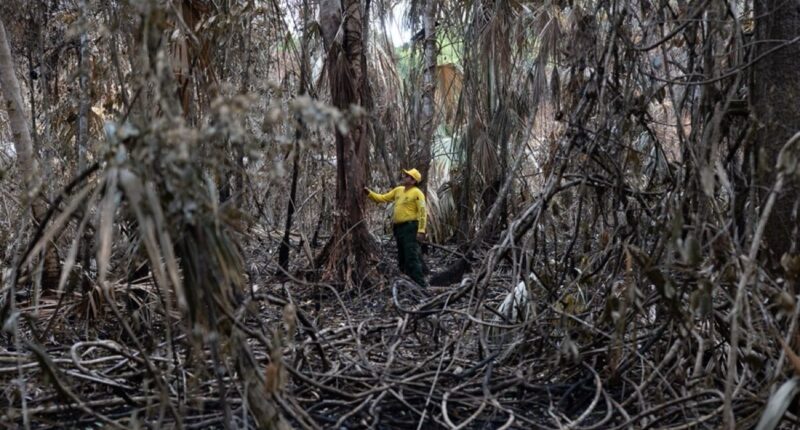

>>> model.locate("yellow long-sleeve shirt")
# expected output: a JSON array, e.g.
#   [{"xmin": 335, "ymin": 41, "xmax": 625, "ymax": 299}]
[{"xmin": 367, "ymin": 186, "xmax": 427, "ymax": 233}]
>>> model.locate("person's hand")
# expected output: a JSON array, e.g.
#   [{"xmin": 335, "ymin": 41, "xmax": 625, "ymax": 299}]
[{"xmin": 416, "ymin": 232, "xmax": 426, "ymax": 243}]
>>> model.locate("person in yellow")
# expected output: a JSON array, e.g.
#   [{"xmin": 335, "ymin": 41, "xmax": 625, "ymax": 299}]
[{"xmin": 364, "ymin": 168, "xmax": 428, "ymax": 287}]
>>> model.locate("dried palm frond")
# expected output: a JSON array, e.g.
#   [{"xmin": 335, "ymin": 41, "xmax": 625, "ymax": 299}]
[
  {"xmin": 327, "ymin": 47, "xmax": 357, "ymax": 109},
  {"xmin": 477, "ymin": 0, "xmax": 517, "ymax": 77},
  {"xmin": 473, "ymin": 129, "xmax": 499, "ymax": 185},
  {"xmin": 528, "ymin": 58, "xmax": 549, "ymax": 109},
  {"xmin": 528, "ymin": 4, "xmax": 562, "ymax": 65},
  {"xmin": 425, "ymin": 181, "xmax": 457, "ymax": 244},
  {"xmin": 369, "ymin": 39, "xmax": 403, "ymax": 105},
  {"xmin": 436, "ymin": 63, "xmax": 463, "ymax": 126}
]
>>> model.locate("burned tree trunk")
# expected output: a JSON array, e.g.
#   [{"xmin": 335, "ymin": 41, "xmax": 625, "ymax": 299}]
[
  {"xmin": 409, "ymin": 0, "xmax": 438, "ymax": 193},
  {"xmin": 316, "ymin": 0, "xmax": 376, "ymax": 286},
  {"xmin": 277, "ymin": 0, "xmax": 312, "ymax": 272},
  {"xmin": 752, "ymin": 0, "xmax": 800, "ymax": 261},
  {"xmin": 171, "ymin": 0, "xmax": 215, "ymax": 122}
]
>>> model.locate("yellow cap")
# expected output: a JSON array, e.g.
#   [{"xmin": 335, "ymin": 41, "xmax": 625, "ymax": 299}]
[{"xmin": 402, "ymin": 168, "xmax": 422, "ymax": 183}]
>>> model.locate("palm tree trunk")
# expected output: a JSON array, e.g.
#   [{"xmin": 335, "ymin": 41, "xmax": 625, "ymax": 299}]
[
  {"xmin": 411, "ymin": 0, "xmax": 438, "ymax": 192},
  {"xmin": 316, "ymin": 0, "xmax": 376, "ymax": 286}
]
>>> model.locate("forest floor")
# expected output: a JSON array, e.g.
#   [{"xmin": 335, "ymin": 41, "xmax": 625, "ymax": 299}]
[
  {"xmin": 1, "ymin": 228, "xmax": 744, "ymax": 429},
  {"xmin": 236, "ymin": 231, "xmax": 630, "ymax": 429}
]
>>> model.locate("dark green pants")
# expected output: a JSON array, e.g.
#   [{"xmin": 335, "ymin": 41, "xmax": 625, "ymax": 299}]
[{"xmin": 393, "ymin": 221, "xmax": 426, "ymax": 287}]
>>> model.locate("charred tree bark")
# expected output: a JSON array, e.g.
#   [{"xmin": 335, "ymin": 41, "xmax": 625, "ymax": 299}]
[
  {"xmin": 278, "ymin": 146, "xmax": 301, "ymax": 271},
  {"xmin": 234, "ymin": 23, "xmax": 253, "ymax": 207},
  {"xmin": 106, "ymin": 3, "xmax": 130, "ymax": 110},
  {"xmin": 409, "ymin": 0, "xmax": 438, "ymax": 192},
  {"xmin": 316, "ymin": 0, "xmax": 376, "ymax": 286},
  {"xmin": 172, "ymin": 0, "xmax": 215, "ymax": 122},
  {"xmin": 752, "ymin": 0, "xmax": 800, "ymax": 261},
  {"xmin": 455, "ymin": 125, "xmax": 474, "ymax": 243},
  {"xmin": 77, "ymin": 17, "xmax": 92, "ymax": 294},
  {"xmin": 277, "ymin": 0, "xmax": 311, "ymax": 272}
]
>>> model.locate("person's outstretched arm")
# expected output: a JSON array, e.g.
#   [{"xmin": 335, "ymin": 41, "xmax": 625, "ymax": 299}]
[
  {"xmin": 416, "ymin": 191, "xmax": 427, "ymax": 234},
  {"xmin": 365, "ymin": 187, "xmax": 398, "ymax": 203}
]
